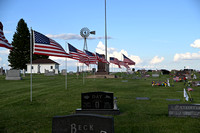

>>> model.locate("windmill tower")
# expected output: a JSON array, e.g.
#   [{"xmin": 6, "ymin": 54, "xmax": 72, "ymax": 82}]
[{"xmin": 80, "ymin": 27, "xmax": 95, "ymax": 50}]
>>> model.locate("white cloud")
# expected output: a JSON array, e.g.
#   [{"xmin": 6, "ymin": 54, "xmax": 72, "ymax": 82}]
[
  {"xmin": 190, "ymin": 39, "xmax": 200, "ymax": 49},
  {"xmin": 150, "ymin": 56, "xmax": 164, "ymax": 64},
  {"xmin": 46, "ymin": 34, "xmax": 112, "ymax": 40},
  {"xmin": 95, "ymin": 41, "xmax": 142, "ymax": 65},
  {"xmin": 174, "ymin": 51, "xmax": 200, "ymax": 61},
  {"xmin": 0, "ymin": 57, "xmax": 2, "ymax": 62},
  {"xmin": 0, "ymin": 49, "xmax": 9, "ymax": 55},
  {"xmin": 46, "ymin": 33, "xmax": 82, "ymax": 40}
]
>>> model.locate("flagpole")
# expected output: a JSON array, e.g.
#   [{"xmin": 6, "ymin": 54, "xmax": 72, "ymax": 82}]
[
  {"xmin": 65, "ymin": 42, "xmax": 68, "ymax": 89},
  {"xmin": 30, "ymin": 28, "xmax": 33, "ymax": 102}
]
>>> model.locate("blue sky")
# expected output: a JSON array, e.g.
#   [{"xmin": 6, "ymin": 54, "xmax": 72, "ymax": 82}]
[{"xmin": 1, "ymin": 0, "xmax": 200, "ymax": 71}]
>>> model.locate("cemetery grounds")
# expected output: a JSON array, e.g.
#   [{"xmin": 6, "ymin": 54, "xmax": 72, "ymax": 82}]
[{"xmin": 0, "ymin": 72, "xmax": 200, "ymax": 133}]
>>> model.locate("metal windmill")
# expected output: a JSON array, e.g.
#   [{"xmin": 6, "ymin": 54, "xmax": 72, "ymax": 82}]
[{"xmin": 80, "ymin": 27, "xmax": 95, "ymax": 50}]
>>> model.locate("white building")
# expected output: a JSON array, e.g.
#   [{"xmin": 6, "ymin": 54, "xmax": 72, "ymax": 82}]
[{"xmin": 26, "ymin": 59, "xmax": 59, "ymax": 73}]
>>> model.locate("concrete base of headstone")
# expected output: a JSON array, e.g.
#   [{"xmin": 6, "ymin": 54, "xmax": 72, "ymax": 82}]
[
  {"xmin": 76, "ymin": 109, "xmax": 120, "ymax": 115},
  {"xmin": 168, "ymin": 104, "xmax": 200, "ymax": 117}
]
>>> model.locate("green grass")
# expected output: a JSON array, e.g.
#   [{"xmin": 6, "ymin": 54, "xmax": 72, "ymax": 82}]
[{"xmin": 0, "ymin": 73, "xmax": 200, "ymax": 133}]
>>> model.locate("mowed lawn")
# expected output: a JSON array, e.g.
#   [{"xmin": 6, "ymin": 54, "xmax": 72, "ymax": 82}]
[{"xmin": 0, "ymin": 73, "xmax": 200, "ymax": 133}]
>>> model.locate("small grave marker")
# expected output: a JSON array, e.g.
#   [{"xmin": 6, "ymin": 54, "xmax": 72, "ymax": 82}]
[
  {"xmin": 136, "ymin": 97, "xmax": 150, "ymax": 100},
  {"xmin": 166, "ymin": 99, "xmax": 180, "ymax": 101}
]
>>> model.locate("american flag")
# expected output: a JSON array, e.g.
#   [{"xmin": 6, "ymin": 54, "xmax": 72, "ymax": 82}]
[
  {"xmin": 0, "ymin": 22, "xmax": 13, "ymax": 49},
  {"xmin": 123, "ymin": 54, "xmax": 135, "ymax": 65},
  {"xmin": 110, "ymin": 57, "xmax": 121, "ymax": 68},
  {"xmin": 33, "ymin": 30, "xmax": 71, "ymax": 58},
  {"xmin": 96, "ymin": 52, "xmax": 109, "ymax": 64},
  {"xmin": 68, "ymin": 43, "xmax": 89, "ymax": 66},
  {"xmin": 85, "ymin": 50, "xmax": 97, "ymax": 64},
  {"xmin": 119, "ymin": 61, "xmax": 130, "ymax": 69}
]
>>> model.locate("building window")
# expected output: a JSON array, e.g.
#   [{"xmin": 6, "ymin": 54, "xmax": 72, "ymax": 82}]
[
  {"xmin": 50, "ymin": 66, "xmax": 53, "ymax": 69},
  {"xmin": 31, "ymin": 66, "xmax": 34, "ymax": 69}
]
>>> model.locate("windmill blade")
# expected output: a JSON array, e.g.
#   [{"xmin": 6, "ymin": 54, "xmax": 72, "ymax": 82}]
[{"xmin": 90, "ymin": 31, "xmax": 96, "ymax": 35}]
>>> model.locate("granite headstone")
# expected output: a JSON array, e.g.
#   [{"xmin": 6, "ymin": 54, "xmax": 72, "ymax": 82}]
[
  {"xmin": 81, "ymin": 92, "xmax": 114, "ymax": 109},
  {"xmin": 169, "ymin": 104, "xmax": 200, "ymax": 117},
  {"xmin": 52, "ymin": 114, "xmax": 114, "ymax": 133},
  {"xmin": 5, "ymin": 69, "xmax": 22, "ymax": 80}
]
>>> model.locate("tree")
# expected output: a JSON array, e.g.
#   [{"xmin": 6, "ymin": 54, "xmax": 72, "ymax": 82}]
[{"xmin": 8, "ymin": 19, "xmax": 48, "ymax": 70}]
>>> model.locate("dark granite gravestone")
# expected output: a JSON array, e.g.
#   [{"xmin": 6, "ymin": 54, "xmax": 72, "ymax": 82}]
[
  {"xmin": 168, "ymin": 104, "xmax": 200, "ymax": 117},
  {"xmin": 81, "ymin": 92, "xmax": 113, "ymax": 109},
  {"xmin": 0, "ymin": 67, "xmax": 5, "ymax": 75},
  {"xmin": 52, "ymin": 114, "xmax": 114, "ymax": 133},
  {"xmin": 76, "ymin": 92, "xmax": 120, "ymax": 115},
  {"xmin": 96, "ymin": 54, "xmax": 108, "ymax": 75},
  {"xmin": 5, "ymin": 69, "xmax": 22, "ymax": 80}
]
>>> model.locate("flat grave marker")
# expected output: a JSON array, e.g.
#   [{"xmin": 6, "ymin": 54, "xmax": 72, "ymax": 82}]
[
  {"xmin": 136, "ymin": 97, "xmax": 150, "ymax": 100},
  {"xmin": 166, "ymin": 99, "xmax": 180, "ymax": 101},
  {"xmin": 52, "ymin": 114, "xmax": 114, "ymax": 133},
  {"xmin": 121, "ymin": 80, "xmax": 128, "ymax": 82}
]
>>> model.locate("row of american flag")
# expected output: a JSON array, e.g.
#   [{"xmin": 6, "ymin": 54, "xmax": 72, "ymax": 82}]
[
  {"xmin": 33, "ymin": 30, "xmax": 135, "ymax": 68},
  {"xmin": 0, "ymin": 23, "xmax": 135, "ymax": 68}
]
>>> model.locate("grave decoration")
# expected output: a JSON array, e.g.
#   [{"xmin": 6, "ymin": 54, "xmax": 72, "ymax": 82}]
[
  {"xmin": 76, "ymin": 92, "xmax": 120, "ymax": 115},
  {"xmin": 192, "ymin": 81, "xmax": 200, "ymax": 87},
  {"xmin": 152, "ymin": 80, "xmax": 169, "ymax": 87}
]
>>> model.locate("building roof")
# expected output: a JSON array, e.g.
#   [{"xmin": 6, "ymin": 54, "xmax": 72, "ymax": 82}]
[{"xmin": 27, "ymin": 59, "xmax": 59, "ymax": 65}]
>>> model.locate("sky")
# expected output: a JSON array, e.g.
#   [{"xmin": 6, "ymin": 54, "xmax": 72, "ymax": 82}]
[{"xmin": 1, "ymin": 0, "xmax": 200, "ymax": 72}]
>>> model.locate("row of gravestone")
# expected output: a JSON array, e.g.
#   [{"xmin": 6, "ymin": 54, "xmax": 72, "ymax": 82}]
[
  {"xmin": 53, "ymin": 95, "xmax": 200, "ymax": 133},
  {"xmin": 136, "ymin": 97, "xmax": 200, "ymax": 117},
  {"xmin": 53, "ymin": 91, "xmax": 120, "ymax": 133}
]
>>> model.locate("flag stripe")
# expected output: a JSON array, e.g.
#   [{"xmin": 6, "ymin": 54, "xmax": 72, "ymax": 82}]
[
  {"xmin": 0, "ymin": 27, "xmax": 13, "ymax": 49},
  {"xmin": 33, "ymin": 30, "xmax": 70, "ymax": 58}
]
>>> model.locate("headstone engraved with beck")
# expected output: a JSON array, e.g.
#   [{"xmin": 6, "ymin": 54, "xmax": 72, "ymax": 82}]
[
  {"xmin": 168, "ymin": 104, "xmax": 200, "ymax": 117},
  {"xmin": 5, "ymin": 69, "xmax": 22, "ymax": 80},
  {"xmin": 76, "ymin": 92, "xmax": 120, "ymax": 115},
  {"xmin": 52, "ymin": 114, "xmax": 114, "ymax": 133}
]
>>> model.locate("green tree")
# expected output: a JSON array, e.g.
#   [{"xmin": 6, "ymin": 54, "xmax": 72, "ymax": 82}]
[{"xmin": 8, "ymin": 19, "xmax": 48, "ymax": 69}]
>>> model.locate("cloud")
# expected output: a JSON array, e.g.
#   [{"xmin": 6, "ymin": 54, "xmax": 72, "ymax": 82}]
[
  {"xmin": 174, "ymin": 51, "xmax": 200, "ymax": 61},
  {"xmin": 4, "ymin": 30, "xmax": 13, "ymax": 34},
  {"xmin": 190, "ymin": 39, "xmax": 200, "ymax": 49},
  {"xmin": 150, "ymin": 56, "xmax": 164, "ymax": 64},
  {"xmin": 0, "ymin": 57, "xmax": 2, "ymax": 62},
  {"xmin": 95, "ymin": 41, "xmax": 142, "ymax": 65},
  {"xmin": 0, "ymin": 49, "xmax": 9, "ymax": 55},
  {"xmin": 46, "ymin": 33, "xmax": 112, "ymax": 40}
]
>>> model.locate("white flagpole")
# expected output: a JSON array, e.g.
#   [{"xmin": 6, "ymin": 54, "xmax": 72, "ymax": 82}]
[
  {"xmin": 83, "ymin": 63, "xmax": 85, "ymax": 85},
  {"xmin": 30, "ymin": 28, "xmax": 33, "ymax": 102},
  {"xmin": 65, "ymin": 42, "xmax": 68, "ymax": 89}
]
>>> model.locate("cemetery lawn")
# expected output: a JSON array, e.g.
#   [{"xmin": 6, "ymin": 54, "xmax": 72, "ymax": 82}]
[{"xmin": 1, "ymin": 73, "xmax": 200, "ymax": 133}]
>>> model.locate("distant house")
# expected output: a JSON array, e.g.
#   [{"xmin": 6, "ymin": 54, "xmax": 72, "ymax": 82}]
[{"xmin": 26, "ymin": 59, "xmax": 59, "ymax": 73}]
